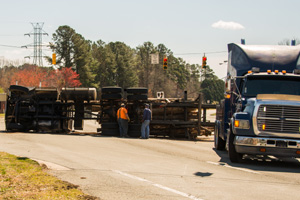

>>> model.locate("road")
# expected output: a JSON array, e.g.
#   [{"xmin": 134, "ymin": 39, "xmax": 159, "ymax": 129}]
[{"xmin": 1, "ymin": 118, "xmax": 300, "ymax": 200}]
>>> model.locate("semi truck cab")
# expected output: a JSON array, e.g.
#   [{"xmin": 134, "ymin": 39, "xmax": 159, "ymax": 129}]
[{"xmin": 215, "ymin": 43, "xmax": 300, "ymax": 162}]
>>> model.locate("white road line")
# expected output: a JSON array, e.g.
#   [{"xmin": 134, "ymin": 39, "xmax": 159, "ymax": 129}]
[
  {"xmin": 114, "ymin": 170, "xmax": 203, "ymax": 200},
  {"xmin": 206, "ymin": 161, "xmax": 260, "ymax": 174}
]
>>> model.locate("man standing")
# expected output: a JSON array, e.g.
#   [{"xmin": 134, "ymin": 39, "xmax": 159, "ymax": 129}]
[
  {"xmin": 117, "ymin": 103, "xmax": 130, "ymax": 138},
  {"xmin": 141, "ymin": 104, "xmax": 151, "ymax": 139}
]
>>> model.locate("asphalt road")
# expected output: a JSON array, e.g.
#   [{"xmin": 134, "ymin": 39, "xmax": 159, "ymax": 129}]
[{"xmin": 1, "ymin": 118, "xmax": 300, "ymax": 200}]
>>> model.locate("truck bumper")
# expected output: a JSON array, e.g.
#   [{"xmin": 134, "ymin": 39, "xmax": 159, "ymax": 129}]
[{"xmin": 234, "ymin": 136, "xmax": 300, "ymax": 157}]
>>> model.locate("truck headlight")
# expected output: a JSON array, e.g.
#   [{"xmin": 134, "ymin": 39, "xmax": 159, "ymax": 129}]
[{"xmin": 234, "ymin": 119, "xmax": 250, "ymax": 129}]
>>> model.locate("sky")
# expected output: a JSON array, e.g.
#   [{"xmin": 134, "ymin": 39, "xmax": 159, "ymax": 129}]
[{"xmin": 0, "ymin": 0, "xmax": 299, "ymax": 79}]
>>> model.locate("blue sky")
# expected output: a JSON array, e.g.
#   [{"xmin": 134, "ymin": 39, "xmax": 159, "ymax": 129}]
[{"xmin": 0, "ymin": 0, "xmax": 299, "ymax": 78}]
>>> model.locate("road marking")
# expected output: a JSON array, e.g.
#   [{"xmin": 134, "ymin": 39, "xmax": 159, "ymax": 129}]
[
  {"xmin": 114, "ymin": 170, "xmax": 203, "ymax": 200},
  {"xmin": 206, "ymin": 161, "xmax": 260, "ymax": 174}
]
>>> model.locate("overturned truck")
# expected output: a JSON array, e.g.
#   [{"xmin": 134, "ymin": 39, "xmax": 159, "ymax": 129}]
[
  {"xmin": 5, "ymin": 85, "xmax": 215, "ymax": 139},
  {"xmin": 5, "ymin": 85, "xmax": 98, "ymax": 133}
]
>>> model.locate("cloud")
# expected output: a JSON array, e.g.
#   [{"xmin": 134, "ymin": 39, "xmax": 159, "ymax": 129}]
[{"xmin": 211, "ymin": 20, "xmax": 245, "ymax": 30}]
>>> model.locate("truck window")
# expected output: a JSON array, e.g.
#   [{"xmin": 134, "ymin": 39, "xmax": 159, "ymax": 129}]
[{"xmin": 243, "ymin": 76, "xmax": 300, "ymax": 97}]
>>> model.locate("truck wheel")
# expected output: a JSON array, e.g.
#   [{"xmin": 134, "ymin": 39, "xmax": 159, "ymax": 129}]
[
  {"xmin": 61, "ymin": 88, "xmax": 97, "ymax": 101},
  {"xmin": 127, "ymin": 94, "xmax": 148, "ymax": 101},
  {"xmin": 214, "ymin": 122, "xmax": 226, "ymax": 150},
  {"xmin": 128, "ymin": 131, "xmax": 141, "ymax": 138},
  {"xmin": 9, "ymin": 85, "xmax": 33, "ymax": 94},
  {"xmin": 101, "ymin": 93, "xmax": 122, "ymax": 100},
  {"xmin": 101, "ymin": 129, "xmax": 119, "ymax": 136},
  {"xmin": 101, "ymin": 86, "xmax": 122, "ymax": 94},
  {"xmin": 126, "ymin": 87, "xmax": 148, "ymax": 94},
  {"xmin": 101, "ymin": 122, "xmax": 119, "ymax": 129},
  {"xmin": 228, "ymin": 128, "xmax": 243, "ymax": 163}
]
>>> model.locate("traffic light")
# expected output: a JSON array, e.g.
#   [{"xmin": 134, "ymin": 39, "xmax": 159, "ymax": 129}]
[
  {"xmin": 52, "ymin": 53, "xmax": 56, "ymax": 65},
  {"xmin": 163, "ymin": 57, "xmax": 168, "ymax": 70},
  {"xmin": 202, "ymin": 56, "xmax": 207, "ymax": 68}
]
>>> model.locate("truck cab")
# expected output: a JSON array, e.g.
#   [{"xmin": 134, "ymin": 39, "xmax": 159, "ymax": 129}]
[{"xmin": 215, "ymin": 43, "xmax": 300, "ymax": 162}]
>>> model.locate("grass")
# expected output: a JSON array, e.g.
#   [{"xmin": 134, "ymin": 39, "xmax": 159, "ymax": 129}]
[{"xmin": 0, "ymin": 152, "xmax": 97, "ymax": 200}]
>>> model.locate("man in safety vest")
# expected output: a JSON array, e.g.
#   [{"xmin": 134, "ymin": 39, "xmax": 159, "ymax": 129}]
[{"xmin": 117, "ymin": 103, "xmax": 130, "ymax": 137}]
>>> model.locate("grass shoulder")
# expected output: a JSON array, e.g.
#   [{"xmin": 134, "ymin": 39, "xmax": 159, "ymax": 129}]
[{"xmin": 0, "ymin": 152, "xmax": 97, "ymax": 199}]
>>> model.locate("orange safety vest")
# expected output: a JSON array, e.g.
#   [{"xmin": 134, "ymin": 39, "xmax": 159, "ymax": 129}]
[{"xmin": 117, "ymin": 107, "xmax": 128, "ymax": 120}]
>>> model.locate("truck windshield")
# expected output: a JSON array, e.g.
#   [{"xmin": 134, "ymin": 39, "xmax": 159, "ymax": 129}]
[{"xmin": 243, "ymin": 75, "xmax": 300, "ymax": 97}]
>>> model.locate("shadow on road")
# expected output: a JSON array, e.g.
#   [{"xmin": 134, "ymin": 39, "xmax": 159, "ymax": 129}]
[
  {"xmin": 213, "ymin": 148, "xmax": 300, "ymax": 173},
  {"xmin": 194, "ymin": 172, "xmax": 213, "ymax": 177}
]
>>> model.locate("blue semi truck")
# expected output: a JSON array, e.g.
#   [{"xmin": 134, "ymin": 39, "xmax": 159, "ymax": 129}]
[{"xmin": 215, "ymin": 43, "xmax": 300, "ymax": 163}]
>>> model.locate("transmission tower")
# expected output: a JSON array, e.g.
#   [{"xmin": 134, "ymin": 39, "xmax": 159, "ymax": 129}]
[{"xmin": 24, "ymin": 22, "xmax": 48, "ymax": 66}]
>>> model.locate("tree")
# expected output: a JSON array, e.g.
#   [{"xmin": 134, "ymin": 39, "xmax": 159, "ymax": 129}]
[
  {"xmin": 48, "ymin": 67, "xmax": 82, "ymax": 89},
  {"xmin": 278, "ymin": 38, "xmax": 300, "ymax": 46},
  {"xmin": 108, "ymin": 42, "xmax": 138, "ymax": 88},
  {"xmin": 72, "ymin": 35, "xmax": 94, "ymax": 86},
  {"xmin": 200, "ymin": 66, "xmax": 225, "ymax": 103},
  {"xmin": 9, "ymin": 65, "xmax": 81, "ymax": 89},
  {"xmin": 91, "ymin": 40, "xmax": 118, "ymax": 87},
  {"xmin": 152, "ymin": 43, "xmax": 174, "ymax": 97},
  {"xmin": 168, "ymin": 57, "xmax": 190, "ymax": 97},
  {"xmin": 50, "ymin": 25, "xmax": 76, "ymax": 68},
  {"xmin": 10, "ymin": 65, "xmax": 49, "ymax": 87},
  {"xmin": 0, "ymin": 66, "xmax": 19, "ymax": 93},
  {"xmin": 136, "ymin": 42, "xmax": 156, "ymax": 88},
  {"xmin": 45, "ymin": 24, "xmax": 223, "ymax": 99},
  {"xmin": 50, "ymin": 25, "xmax": 94, "ymax": 87},
  {"xmin": 186, "ymin": 63, "xmax": 201, "ymax": 98}
]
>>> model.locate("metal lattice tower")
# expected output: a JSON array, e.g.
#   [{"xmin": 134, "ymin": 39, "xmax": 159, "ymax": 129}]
[{"xmin": 24, "ymin": 22, "xmax": 48, "ymax": 66}]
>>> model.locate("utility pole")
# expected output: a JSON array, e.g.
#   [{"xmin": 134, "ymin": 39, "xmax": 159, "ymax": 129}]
[{"xmin": 24, "ymin": 22, "xmax": 48, "ymax": 66}]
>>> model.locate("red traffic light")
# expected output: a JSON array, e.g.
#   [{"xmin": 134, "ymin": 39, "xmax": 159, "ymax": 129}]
[
  {"xmin": 202, "ymin": 56, "xmax": 207, "ymax": 68},
  {"xmin": 163, "ymin": 57, "xmax": 168, "ymax": 70}
]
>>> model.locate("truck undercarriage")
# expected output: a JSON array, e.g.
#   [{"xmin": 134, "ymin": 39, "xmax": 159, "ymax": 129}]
[{"xmin": 5, "ymin": 85, "xmax": 215, "ymax": 139}]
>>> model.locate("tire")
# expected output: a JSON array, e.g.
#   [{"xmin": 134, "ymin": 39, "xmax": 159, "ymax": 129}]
[
  {"xmin": 128, "ymin": 131, "xmax": 141, "ymax": 138},
  {"xmin": 61, "ymin": 88, "xmax": 97, "ymax": 101},
  {"xmin": 9, "ymin": 85, "xmax": 34, "ymax": 94},
  {"xmin": 127, "ymin": 94, "xmax": 148, "ymax": 101},
  {"xmin": 129, "ymin": 124, "xmax": 141, "ymax": 131},
  {"xmin": 101, "ymin": 128, "xmax": 119, "ymax": 136},
  {"xmin": 6, "ymin": 123, "xmax": 25, "ymax": 132},
  {"xmin": 126, "ymin": 87, "xmax": 148, "ymax": 94},
  {"xmin": 101, "ymin": 93, "xmax": 122, "ymax": 100},
  {"xmin": 214, "ymin": 121, "xmax": 226, "ymax": 150},
  {"xmin": 102, "ymin": 86, "xmax": 122, "ymax": 94},
  {"xmin": 101, "ymin": 122, "xmax": 118, "ymax": 129},
  {"xmin": 228, "ymin": 128, "xmax": 243, "ymax": 163}
]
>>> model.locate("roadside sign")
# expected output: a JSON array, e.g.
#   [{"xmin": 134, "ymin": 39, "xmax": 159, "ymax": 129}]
[{"xmin": 150, "ymin": 53, "xmax": 159, "ymax": 64}]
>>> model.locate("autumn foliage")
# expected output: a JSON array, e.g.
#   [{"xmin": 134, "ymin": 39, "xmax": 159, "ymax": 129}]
[{"xmin": 10, "ymin": 65, "xmax": 82, "ymax": 89}]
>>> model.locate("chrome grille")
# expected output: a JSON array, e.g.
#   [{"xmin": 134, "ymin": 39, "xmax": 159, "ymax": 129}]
[{"xmin": 257, "ymin": 105, "xmax": 300, "ymax": 134}]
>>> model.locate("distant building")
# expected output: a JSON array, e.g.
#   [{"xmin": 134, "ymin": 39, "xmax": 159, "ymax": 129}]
[{"xmin": 0, "ymin": 94, "xmax": 6, "ymax": 113}]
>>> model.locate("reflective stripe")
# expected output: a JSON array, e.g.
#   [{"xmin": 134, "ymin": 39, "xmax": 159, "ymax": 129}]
[{"xmin": 117, "ymin": 107, "xmax": 128, "ymax": 120}]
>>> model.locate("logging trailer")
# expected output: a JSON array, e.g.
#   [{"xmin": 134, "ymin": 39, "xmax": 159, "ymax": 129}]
[{"xmin": 5, "ymin": 85, "xmax": 215, "ymax": 139}]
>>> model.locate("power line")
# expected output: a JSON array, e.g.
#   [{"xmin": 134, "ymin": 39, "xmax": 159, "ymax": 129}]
[
  {"xmin": 174, "ymin": 51, "xmax": 227, "ymax": 55},
  {"xmin": 0, "ymin": 44, "xmax": 22, "ymax": 48},
  {"xmin": 0, "ymin": 34, "xmax": 24, "ymax": 37}
]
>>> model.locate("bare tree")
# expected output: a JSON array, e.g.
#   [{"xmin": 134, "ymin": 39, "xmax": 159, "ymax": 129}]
[{"xmin": 278, "ymin": 38, "xmax": 300, "ymax": 46}]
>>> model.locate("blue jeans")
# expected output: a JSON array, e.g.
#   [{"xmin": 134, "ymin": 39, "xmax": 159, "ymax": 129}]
[
  {"xmin": 141, "ymin": 120, "xmax": 150, "ymax": 139},
  {"xmin": 118, "ymin": 118, "xmax": 128, "ymax": 137}
]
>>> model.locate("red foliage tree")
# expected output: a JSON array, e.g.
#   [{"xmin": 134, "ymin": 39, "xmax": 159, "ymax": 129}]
[
  {"xmin": 10, "ymin": 65, "xmax": 48, "ymax": 87},
  {"xmin": 48, "ymin": 67, "xmax": 82, "ymax": 89},
  {"xmin": 10, "ymin": 65, "xmax": 82, "ymax": 89}
]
